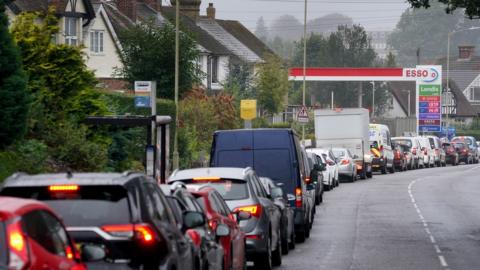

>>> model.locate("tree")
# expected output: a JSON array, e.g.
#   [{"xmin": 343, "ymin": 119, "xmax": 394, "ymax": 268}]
[
  {"xmin": 307, "ymin": 13, "xmax": 353, "ymax": 34},
  {"xmin": 270, "ymin": 15, "xmax": 303, "ymax": 41},
  {"xmin": 223, "ymin": 61, "xmax": 256, "ymax": 105},
  {"xmin": 408, "ymin": 0, "xmax": 480, "ymax": 19},
  {"xmin": 256, "ymin": 54, "xmax": 289, "ymax": 116},
  {"xmin": 388, "ymin": 2, "xmax": 480, "ymax": 66},
  {"xmin": 255, "ymin": 16, "xmax": 269, "ymax": 43},
  {"xmin": 0, "ymin": 0, "xmax": 29, "ymax": 149},
  {"xmin": 118, "ymin": 21, "xmax": 201, "ymax": 100}
]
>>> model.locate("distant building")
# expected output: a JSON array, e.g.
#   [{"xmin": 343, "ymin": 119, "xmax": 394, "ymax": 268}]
[{"xmin": 367, "ymin": 31, "xmax": 395, "ymax": 59}]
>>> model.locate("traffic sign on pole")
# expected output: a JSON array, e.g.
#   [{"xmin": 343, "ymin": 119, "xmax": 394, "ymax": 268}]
[{"xmin": 297, "ymin": 106, "xmax": 309, "ymax": 123}]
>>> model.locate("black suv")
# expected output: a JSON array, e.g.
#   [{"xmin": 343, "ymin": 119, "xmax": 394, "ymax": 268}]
[{"xmin": 0, "ymin": 172, "xmax": 203, "ymax": 270}]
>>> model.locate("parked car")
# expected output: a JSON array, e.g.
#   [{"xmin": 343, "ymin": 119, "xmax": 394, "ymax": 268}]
[
  {"xmin": 169, "ymin": 167, "xmax": 282, "ymax": 269},
  {"xmin": 452, "ymin": 136, "xmax": 479, "ymax": 163},
  {"xmin": 369, "ymin": 124, "xmax": 395, "ymax": 174},
  {"xmin": 393, "ymin": 144, "xmax": 408, "ymax": 171},
  {"xmin": 162, "ymin": 185, "xmax": 225, "ymax": 270},
  {"xmin": 331, "ymin": 148, "xmax": 358, "ymax": 182},
  {"xmin": 1, "ymin": 172, "xmax": 199, "ymax": 270},
  {"xmin": 0, "ymin": 196, "xmax": 105, "ymax": 270},
  {"xmin": 307, "ymin": 148, "xmax": 339, "ymax": 189},
  {"xmin": 392, "ymin": 137, "xmax": 421, "ymax": 169},
  {"xmin": 306, "ymin": 152, "xmax": 325, "ymax": 204},
  {"xmin": 442, "ymin": 142, "xmax": 459, "ymax": 166},
  {"xmin": 189, "ymin": 187, "xmax": 246, "ymax": 270},
  {"xmin": 453, "ymin": 142, "xmax": 473, "ymax": 164},
  {"xmin": 417, "ymin": 137, "xmax": 434, "ymax": 168},
  {"xmin": 426, "ymin": 136, "xmax": 446, "ymax": 167},
  {"xmin": 259, "ymin": 177, "xmax": 295, "ymax": 254},
  {"xmin": 209, "ymin": 129, "xmax": 315, "ymax": 243}
]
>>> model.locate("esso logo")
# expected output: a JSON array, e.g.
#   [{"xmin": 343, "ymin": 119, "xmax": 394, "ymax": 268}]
[{"xmin": 404, "ymin": 68, "xmax": 439, "ymax": 83}]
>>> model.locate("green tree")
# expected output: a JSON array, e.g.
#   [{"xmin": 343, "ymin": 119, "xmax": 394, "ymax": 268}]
[
  {"xmin": 408, "ymin": 0, "xmax": 480, "ymax": 19},
  {"xmin": 118, "ymin": 21, "xmax": 201, "ymax": 99},
  {"xmin": 224, "ymin": 62, "xmax": 256, "ymax": 105},
  {"xmin": 388, "ymin": 2, "xmax": 480, "ymax": 66},
  {"xmin": 254, "ymin": 16, "xmax": 269, "ymax": 43},
  {"xmin": 0, "ymin": 0, "xmax": 29, "ymax": 149},
  {"xmin": 256, "ymin": 54, "xmax": 289, "ymax": 116}
]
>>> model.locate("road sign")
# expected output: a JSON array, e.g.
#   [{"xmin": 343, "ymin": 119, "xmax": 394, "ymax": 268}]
[
  {"xmin": 240, "ymin": 100, "xmax": 257, "ymax": 120},
  {"xmin": 416, "ymin": 66, "xmax": 442, "ymax": 133},
  {"xmin": 297, "ymin": 106, "xmax": 309, "ymax": 123},
  {"xmin": 134, "ymin": 81, "xmax": 154, "ymax": 108}
]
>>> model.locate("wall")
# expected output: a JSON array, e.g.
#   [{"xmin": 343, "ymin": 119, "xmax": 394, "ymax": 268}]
[{"xmin": 384, "ymin": 95, "xmax": 408, "ymax": 118}]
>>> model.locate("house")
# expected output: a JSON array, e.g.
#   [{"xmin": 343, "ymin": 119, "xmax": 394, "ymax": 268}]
[
  {"xmin": 367, "ymin": 31, "xmax": 394, "ymax": 59},
  {"xmin": 6, "ymin": 0, "xmax": 128, "ymax": 90},
  {"xmin": 431, "ymin": 45, "xmax": 480, "ymax": 115}
]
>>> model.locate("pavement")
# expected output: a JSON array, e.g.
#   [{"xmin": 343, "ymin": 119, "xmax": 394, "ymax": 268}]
[{"xmin": 278, "ymin": 163, "xmax": 480, "ymax": 270}]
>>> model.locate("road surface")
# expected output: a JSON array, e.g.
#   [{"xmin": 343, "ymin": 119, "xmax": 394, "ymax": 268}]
[{"xmin": 280, "ymin": 164, "xmax": 480, "ymax": 270}]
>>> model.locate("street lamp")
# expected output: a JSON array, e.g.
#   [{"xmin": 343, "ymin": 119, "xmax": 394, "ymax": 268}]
[
  {"xmin": 446, "ymin": 26, "xmax": 480, "ymax": 128},
  {"xmin": 172, "ymin": 0, "xmax": 180, "ymax": 170}
]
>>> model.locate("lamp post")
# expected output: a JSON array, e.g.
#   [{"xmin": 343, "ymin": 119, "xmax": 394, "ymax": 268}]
[
  {"xmin": 301, "ymin": 0, "xmax": 307, "ymax": 145},
  {"xmin": 446, "ymin": 26, "xmax": 480, "ymax": 129},
  {"xmin": 172, "ymin": 0, "xmax": 180, "ymax": 170}
]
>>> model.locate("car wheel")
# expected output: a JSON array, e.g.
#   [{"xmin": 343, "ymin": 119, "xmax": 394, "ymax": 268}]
[
  {"xmin": 281, "ymin": 227, "xmax": 289, "ymax": 255},
  {"xmin": 305, "ymin": 220, "xmax": 311, "ymax": 238},
  {"xmin": 296, "ymin": 225, "xmax": 306, "ymax": 243},
  {"xmin": 381, "ymin": 164, "xmax": 387, "ymax": 174},
  {"xmin": 272, "ymin": 229, "xmax": 282, "ymax": 267},
  {"xmin": 255, "ymin": 236, "xmax": 272, "ymax": 270},
  {"xmin": 388, "ymin": 164, "xmax": 395, "ymax": 173},
  {"xmin": 366, "ymin": 170, "xmax": 372, "ymax": 178},
  {"xmin": 289, "ymin": 230, "xmax": 296, "ymax": 249}
]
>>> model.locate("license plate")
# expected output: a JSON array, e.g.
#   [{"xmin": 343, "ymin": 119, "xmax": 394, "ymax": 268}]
[{"xmin": 372, "ymin": 165, "xmax": 380, "ymax": 168}]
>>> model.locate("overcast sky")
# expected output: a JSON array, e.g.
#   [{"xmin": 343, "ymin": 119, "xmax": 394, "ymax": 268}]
[{"xmin": 189, "ymin": 0, "xmax": 411, "ymax": 32}]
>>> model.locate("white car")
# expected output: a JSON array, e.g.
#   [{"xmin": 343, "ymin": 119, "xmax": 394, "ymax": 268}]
[
  {"xmin": 332, "ymin": 147, "xmax": 358, "ymax": 182},
  {"xmin": 307, "ymin": 148, "xmax": 339, "ymax": 189},
  {"xmin": 417, "ymin": 137, "xmax": 434, "ymax": 168}
]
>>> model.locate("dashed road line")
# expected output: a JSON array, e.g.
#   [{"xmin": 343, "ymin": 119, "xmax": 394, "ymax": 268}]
[{"xmin": 408, "ymin": 178, "xmax": 449, "ymax": 269}]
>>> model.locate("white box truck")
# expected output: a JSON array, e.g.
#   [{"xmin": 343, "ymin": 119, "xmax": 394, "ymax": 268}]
[{"xmin": 314, "ymin": 108, "xmax": 372, "ymax": 179}]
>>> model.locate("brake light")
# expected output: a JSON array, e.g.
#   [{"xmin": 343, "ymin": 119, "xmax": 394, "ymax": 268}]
[
  {"xmin": 186, "ymin": 229, "xmax": 201, "ymax": 247},
  {"xmin": 101, "ymin": 224, "xmax": 155, "ymax": 243},
  {"xmin": 380, "ymin": 145, "xmax": 384, "ymax": 151},
  {"xmin": 395, "ymin": 151, "xmax": 401, "ymax": 159},
  {"xmin": 208, "ymin": 220, "xmax": 216, "ymax": 230},
  {"xmin": 463, "ymin": 149, "xmax": 468, "ymax": 153},
  {"xmin": 49, "ymin": 185, "xmax": 79, "ymax": 191},
  {"xmin": 412, "ymin": 147, "xmax": 417, "ymax": 155},
  {"xmin": 245, "ymin": 234, "xmax": 262, "ymax": 239},
  {"xmin": 304, "ymin": 176, "xmax": 312, "ymax": 184},
  {"xmin": 295, "ymin": 188, "xmax": 302, "ymax": 208},
  {"xmin": 8, "ymin": 220, "xmax": 29, "ymax": 270},
  {"xmin": 234, "ymin": 204, "xmax": 262, "ymax": 218},
  {"xmin": 65, "ymin": 245, "xmax": 74, "ymax": 260},
  {"xmin": 424, "ymin": 149, "xmax": 428, "ymax": 155},
  {"xmin": 340, "ymin": 159, "xmax": 350, "ymax": 165},
  {"xmin": 192, "ymin": 177, "xmax": 221, "ymax": 181}
]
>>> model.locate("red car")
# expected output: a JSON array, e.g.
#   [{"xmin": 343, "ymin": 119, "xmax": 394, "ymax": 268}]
[
  {"xmin": 191, "ymin": 187, "xmax": 246, "ymax": 270},
  {"xmin": 0, "ymin": 196, "xmax": 102, "ymax": 270}
]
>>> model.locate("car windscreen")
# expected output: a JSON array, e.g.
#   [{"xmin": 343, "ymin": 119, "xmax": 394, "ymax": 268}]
[
  {"xmin": 0, "ymin": 222, "xmax": 5, "ymax": 266},
  {"xmin": 183, "ymin": 180, "xmax": 248, "ymax": 200},
  {"xmin": 1, "ymin": 186, "xmax": 130, "ymax": 226},
  {"xmin": 392, "ymin": 139, "xmax": 413, "ymax": 148}
]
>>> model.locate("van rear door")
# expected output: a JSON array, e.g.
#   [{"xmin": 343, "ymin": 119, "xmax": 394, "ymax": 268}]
[{"xmin": 211, "ymin": 130, "xmax": 254, "ymax": 168}]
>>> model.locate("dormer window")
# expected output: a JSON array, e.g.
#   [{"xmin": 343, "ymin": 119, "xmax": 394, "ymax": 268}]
[{"xmin": 65, "ymin": 17, "xmax": 78, "ymax": 46}]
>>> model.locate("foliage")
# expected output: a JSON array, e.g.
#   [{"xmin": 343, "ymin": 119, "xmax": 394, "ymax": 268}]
[
  {"xmin": 256, "ymin": 54, "xmax": 290, "ymax": 116},
  {"xmin": 408, "ymin": 0, "xmax": 480, "ymax": 19},
  {"xmin": 117, "ymin": 20, "xmax": 201, "ymax": 100},
  {"xmin": 388, "ymin": 2, "xmax": 480, "ymax": 66},
  {"xmin": 0, "ymin": 0, "xmax": 29, "ymax": 149},
  {"xmin": 267, "ymin": 36, "xmax": 296, "ymax": 61},
  {"xmin": 269, "ymin": 15, "xmax": 303, "ymax": 41},
  {"xmin": 178, "ymin": 88, "xmax": 240, "ymax": 168},
  {"xmin": 0, "ymin": 139, "xmax": 48, "ymax": 181},
  {"xmin": 223, "ymin": 61, "xmax": 257, "ymax": 105},
  {"xmin": 254, "ymin": 17, "xmax": 269, "ymax": 43},
  {"xmin": 307, "ymin": 13, "xmax": 353, "ymax": 33}
]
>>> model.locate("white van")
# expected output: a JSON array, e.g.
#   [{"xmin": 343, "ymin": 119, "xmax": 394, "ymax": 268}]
[{"xmin": 369, "ymin": 124, "xmax": 395, "ymax": 173}]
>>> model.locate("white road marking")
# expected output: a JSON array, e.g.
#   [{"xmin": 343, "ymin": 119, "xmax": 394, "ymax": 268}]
[{"xmin": 408, "ymin": 178, "xmax": 449, "ymax": 269}]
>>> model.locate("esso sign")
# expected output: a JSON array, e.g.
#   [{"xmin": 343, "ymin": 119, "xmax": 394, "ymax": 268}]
[{"xmin": 403, "ymin": 67, "xmax": 440, "ymax": 83}]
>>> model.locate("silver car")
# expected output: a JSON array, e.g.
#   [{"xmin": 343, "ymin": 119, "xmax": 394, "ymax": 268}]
[
  {"xmin": 169, "ymin": 167, "xmax": 283, "ymax": 269},
  {"xmin": 331, "ymin": 148, "xmax": 358, "ymax": 182}
]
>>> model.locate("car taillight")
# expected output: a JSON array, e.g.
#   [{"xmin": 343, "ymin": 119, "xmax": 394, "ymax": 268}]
[
  {"xmin": 8, "ymin": 220, "xmax": 29, "ymax": 270},
  {"xmin": 186, "ymin": 229, "xmax": 201, "ymax": 247},
  {"xmin": 304, "ymin": 176, "xmax": 312, "ymax": 184},
  {"xmin": 295, "ymin": 188, "xmax": 302, "ymax": 208},
  {"xmin": 234, "ymin": 204, "xmax": 262, "ymax": 218},
  {"xmin": 463, "ymin": 149, "xmax": 468, "ymax": 153},
  {"xmin": 101, "ymin": 224, "xmax": 156, "ymax": 244},
  {"xmin": 49, "ymin": 185, "xmax": 79, "ymax": 191},
  {"xmin": 340, "ymin": 159, "xmax": 349, "ymax": 165},
  {"xmin": 412, "ymin": 147, "xmax": 417, "ymax": 155},
  {"xmin": 395, "ymin": 151, "xmax": 401, "ymax": 159},
  {"xmin": 424, "ymin": 149, "xmax": 428, "ymax": 155},
  {"xmin": 208, "ymin": 220, "xmax": 217, "ymax": 230}
]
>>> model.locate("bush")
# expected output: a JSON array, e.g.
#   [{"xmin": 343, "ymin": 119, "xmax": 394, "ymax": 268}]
[{"xmin": 0, "ymin": 139, "xmax": 48, "ymax": 182}]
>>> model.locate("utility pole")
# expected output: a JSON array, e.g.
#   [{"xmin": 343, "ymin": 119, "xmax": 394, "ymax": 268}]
[
  {"xmin": 302, "ymin": 0, "xmax": 307, "ymax": 144},
  {"xmin": 172, "ymin": 0, "xmax": 180, "ymax": 170},
  {"xmin": 370, "ymin": 81, "xmax": 375, "ymax": 118}
]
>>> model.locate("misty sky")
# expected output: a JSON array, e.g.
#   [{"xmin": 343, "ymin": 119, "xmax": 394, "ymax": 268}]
[{"xmin": 191, "ymin": 0, "xmax": 411, "ymax": 32}]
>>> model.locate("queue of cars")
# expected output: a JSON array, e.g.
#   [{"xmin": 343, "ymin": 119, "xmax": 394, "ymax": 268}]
[{"xmin": 0, "ymin": 128, "xmax": 477, "ymax": 270}]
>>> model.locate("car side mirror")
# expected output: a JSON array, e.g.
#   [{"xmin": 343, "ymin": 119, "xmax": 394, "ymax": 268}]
[
  {"xmin": 80, "ymin": 244, "xmax": 106, "ymax": 262},
  {"xmin": 215, "ymin": 224, "xmax": 230, "ymax": 237},
  {"xmin": 183, "ymin": 211, "xmax": 206, "ymax": 229},
  {"xmin": 236, "ymin": 210, "xmax": 251, "ymax": 221},
  {"xmin": 271, "ymin": 187, "xmax": 283, "ymax": 198}
]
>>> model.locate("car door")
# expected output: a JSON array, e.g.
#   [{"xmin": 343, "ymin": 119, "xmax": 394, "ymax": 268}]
[{"xmin": 22, "ymin": 210, "xmax": 81, "ymax": 270}]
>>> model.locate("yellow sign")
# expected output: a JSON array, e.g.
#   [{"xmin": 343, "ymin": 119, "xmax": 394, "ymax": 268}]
[{"xmin": 240, "ymin": 100, "xmax": 257, "ymax": 120}]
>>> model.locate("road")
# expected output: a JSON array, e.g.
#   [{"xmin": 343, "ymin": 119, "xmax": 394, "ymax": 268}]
[{"xmin": 280, "ymin": 164, "xmax": 480, "ymax": 270}]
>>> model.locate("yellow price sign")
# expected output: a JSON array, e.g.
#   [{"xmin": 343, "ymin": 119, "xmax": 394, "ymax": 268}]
[{"xmin": 240, "ymin": 100, "xmax": 257, "ymax": 120}]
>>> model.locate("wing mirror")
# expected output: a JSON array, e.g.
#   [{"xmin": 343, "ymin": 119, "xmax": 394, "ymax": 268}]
[
  {"xmin": 80, "ymin": 244, "xmax": 106, "ymax": 262},
  {"xmin": 183, "ymin": 211, "xmax": 206, "ymax": 229},
  {"xmin": 215, "ymin": 224, "xmax": 230, "ymax": 237}
]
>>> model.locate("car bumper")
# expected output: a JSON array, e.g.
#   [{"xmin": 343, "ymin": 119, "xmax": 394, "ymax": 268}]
[
  {"xmin": 371, "ymin": 158, "xmax": 385, "ymax": 171},
  {"xmin": 245, "ymin": 236, "xmax": 268, "ymax": 259}
]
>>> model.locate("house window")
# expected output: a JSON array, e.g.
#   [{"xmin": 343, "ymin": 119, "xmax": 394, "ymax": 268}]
[
  {"xmin": 211, "ymin": 56, "xmax": 219, "ymax": 83},
  {"xmin": 65, "ymin": 17, "xmax": 78, "ymax": 45},
  {"xmin": 470, "ymin": 87, "xmax": 480, "ymax": 101},
  {"xmin": 90, "ymin": 31, "xmax": 104, "ymax": 53}
]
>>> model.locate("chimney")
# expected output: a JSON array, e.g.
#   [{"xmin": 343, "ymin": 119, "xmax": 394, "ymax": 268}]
[
  {"xmin": 144, "ymin": 0, "xmax": 162, "ymax": 11},
  {"xmin": 170, "ymin": 0, "xmax": 201, "ymax": 19},
  {"xmin": 458, "ymin": 45, "xmax": 475, "ymax": 60},
  {"xmin": 116, "ymin": 0, "xmax": 137, "ymax": 21},
  {"xmin": 206, "ymin": 3, "xmax": 215, "ymax": 19}
]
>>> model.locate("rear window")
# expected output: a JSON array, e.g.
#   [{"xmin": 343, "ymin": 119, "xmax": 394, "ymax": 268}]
[
  {"xmin": 393, "ymin": 139, "xmax": 412, "ymax": 148},
  {"xmin": 185, "ymin": 180, "xmax": 248, "ymax": 200},
  {"xmin": 453, "ymin": 143, "xmax": 465, "ymax": 149},
  {"xmin": 332, "ymin": 150, "xmax": 346, "ymax": 158},
  {"xmin": 1, "ymin": 186, "xmax": 130, "ymax": 226},
  {"xmin": 0, "ymin": 222, "xmax": 5, "ymax": 266},
  {"xmin": 452, "ymin": 137, "xmax": 473, "ymax": 146}
]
